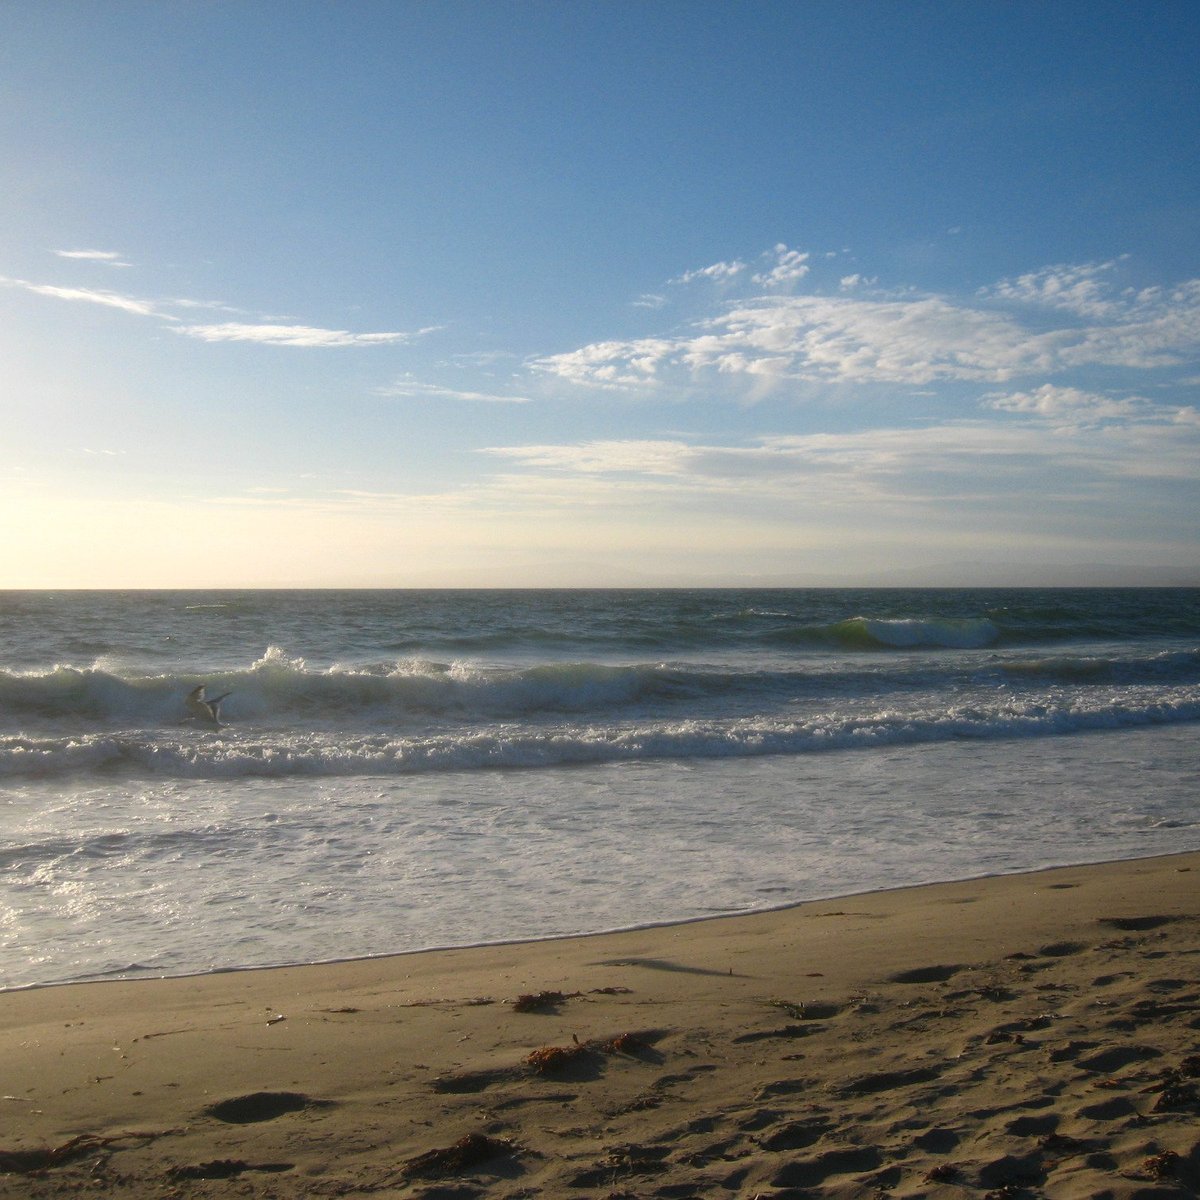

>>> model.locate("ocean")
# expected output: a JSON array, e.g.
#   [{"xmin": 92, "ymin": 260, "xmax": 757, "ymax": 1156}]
[{"xmin": 2, "ymin": 587, "xmax": 1197, "ymax": 990}]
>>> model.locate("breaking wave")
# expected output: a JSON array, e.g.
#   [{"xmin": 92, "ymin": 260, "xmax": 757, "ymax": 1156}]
[{"xmin": 3, "ymin": 684, "xmax": 1199, "ymax": 780}]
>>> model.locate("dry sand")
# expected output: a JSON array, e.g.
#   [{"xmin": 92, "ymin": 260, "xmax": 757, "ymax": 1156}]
[{"xmin": 2, "ymin": 853, "xmax": 1197, "ymax": 1199}]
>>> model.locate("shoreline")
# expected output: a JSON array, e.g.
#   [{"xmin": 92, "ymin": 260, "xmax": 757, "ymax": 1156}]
[
  {"xmin": 2, "ymin": 851, "xmax": 1198, "ymax": 1197},
  {"xmin": 9, "ymin": 846, "xmax": 1199, "ymax": 996}
]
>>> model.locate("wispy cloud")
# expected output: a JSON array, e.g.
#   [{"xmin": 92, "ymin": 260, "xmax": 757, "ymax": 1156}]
[
  {"xmin": 5, "ymin": 264, "xmax": 437, "ymax": 350},
  {"xmin": 482, "ymin": 439, "xmax": 691, "ymax": 475},
  {"xmin": 167, "ymin": 297, "xmax": 261, "ymax": 317},
  {"xmin": 482, "ymin": 406, "xmax": 1200, "ymax": 508},
  {"xmin": 632, "ymin": 293, "xmax": 667, "ymax": 309},
  {"xmin": 54, "ymin": 249, "xmax": 131, "ymax": 267},
  {"xmin": 0, "ymin": 274, "xmax": 165, "ymax": 317},
  {"xmin": 378, "ymin": 380, "xmax": 532, "ymax": 403},
  {"xmin": 174, "ymin": 322, "xmax": 432, "ymax": 347}
]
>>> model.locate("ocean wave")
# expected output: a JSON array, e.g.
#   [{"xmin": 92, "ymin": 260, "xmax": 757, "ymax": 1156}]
[
  {"xmin": 0, "ymin": 650, "xmax": 760, "ymax": 726},
  {"xmin": 763, "ymin": 614, "xmax": 1005, "ymax": 650},
  {"xmin": 991, "ymin": 647, "xmax": 1200, "ymax": 683},
  {"xmin": 4, "ymin": 643, "xmax": 1200, "ymax": 730},
  {"xmin": 828, "ymin": 616, "xmax": 1002, "ymax": 649},
  {"xmin": 4, "ymin": 688, "xmax": 1198, "ymax": 780}
]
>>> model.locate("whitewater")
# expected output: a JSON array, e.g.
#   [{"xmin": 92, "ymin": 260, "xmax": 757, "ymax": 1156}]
[{"xmin": 2, "ymin": 587, "xmax": 1197, "ymax": 989}]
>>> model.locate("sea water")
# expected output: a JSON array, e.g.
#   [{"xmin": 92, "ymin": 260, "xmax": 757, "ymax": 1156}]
[{"xmin": 1, "ymin": 588, "xmax": 1197, "ymax": 989}]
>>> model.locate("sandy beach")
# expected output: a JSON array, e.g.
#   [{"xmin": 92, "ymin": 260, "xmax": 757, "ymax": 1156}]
[{"xmin": 2, "ymin": 853, "xmax": 1197, "ymax": 1199}]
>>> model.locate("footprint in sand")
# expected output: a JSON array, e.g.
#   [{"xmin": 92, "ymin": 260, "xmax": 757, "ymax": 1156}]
[
  {"xmin": 913, "ymin": 1126, "xmax": 960, "ymax": 1152},
  {"xmin": 203, "ymin": 1091, "xmax": 331, "ymax": 1124},
  {"xmin": 431, "ymin": 1067, "xmax": 514, "ymax": 1094},
  {"xmin": 732, "ymin": 1024, "xmax": 814, "ymax": 1044},
  {"xmin": 887, "ymin": 964, "xmax": 963, "ymax": 984},
  {"xmin": 753, "ymin": 1078, "xmax": 812, "ymax": 1100},
  {"xmin": 1098, "ymin": 915, "xmax": 1177, "ymax": 931},
  {"xmin": 756, "ymin": 1116, "xmax": 831, "ymax": 1151},
  {"xmin": 1037, "ymin": 940, "xmax": 1086, "ymax": 957},
  {"xmin": 1076, "ymin": 1044, "xmax": 1162, "ymax": 1074},
  {"xmin": 1076, "ymin": 1095, "xmax": 1138, "ymax": 1121},
  {"xmin": 978, "ymin": 1151, "xmax": 1047, "ymax": 1190},
  {"xmin": 1005, "ymin": 1113, "xmax": 1058, "ymax": 1136},
  {"xmin": 839, "ymin": 1065, "xmax": 942, "ymax": 1096},
  {"xmin": 769, "ymin": 1145, "xmax": 883, "ymax": 1188}
]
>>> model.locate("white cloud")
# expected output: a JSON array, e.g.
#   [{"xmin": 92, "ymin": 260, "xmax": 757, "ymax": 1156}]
[
  {"xmin": 6, "ymin": 266, "xmax": 439, "ymax": 350},
  {"xmin": 166, "ymin": 297, "xmax": 259, "ymax": 316},
  {"xmin": 984, "ymin": 259, "xmax": 1129, "ymax": 318},
  {"xmin": 752, "ymin": 243, "xmax": 810, "ymax": 286},
  {"xmin": 984, "ymin": 383, "xmax": 1150, "ymax": 423},
  {"xmin": 633, "ymin": 293, "xmax": 667, "ymax": 309},
  {"xmin": 536, "ymin": 294, "xmax": 1045, "ymax": 387},
  {"xmin": 533, "ymin": 264, "xmax": 1200, "ymax": 391},
  {"xmin": 174, "ymin": 322, "xmax": 431, "ymax": 347},
  {"xmin": 670, "ymin": 259, "xmax": 746, "ymax": 285},
  {"xmin": 531, "ymin": 337, "xmax": 675, "ymax": 389},
  {"xmin": 54, "ymin": 249, "xmax": 131, "ymax": 266},
  {"xmin": 378, "ymin": 381, "xmax": 532, "ymax": 404},
  {"xmin": 0, "ymin": 274, "xmax": 164, "ymax": 317},
  {"xmin": 56, "ymin": 249, "xmax": 121, "ymax": 260}
]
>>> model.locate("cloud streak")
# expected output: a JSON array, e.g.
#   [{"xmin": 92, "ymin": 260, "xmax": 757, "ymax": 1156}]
[
  {"xmin": 0, "ymin": 274, "xmax": 164, "ymax": 317},
  {"xmin": 377, "ymin": 380, "xmax": 532, "ymax": 403},
  {"xmin": 175, "ymin": 322, "xmax": 430, "ymax": 347},
  {"xmin": 482, "ymin": 402, "xmax": 1200, "ymax": 509},
  {"xmin": 4, "ymin": 268, "xmax": 431, "ymax": 349},
  {"xmin": 54, "ymin": 249, "xmax": 131, "ymax": 267}
]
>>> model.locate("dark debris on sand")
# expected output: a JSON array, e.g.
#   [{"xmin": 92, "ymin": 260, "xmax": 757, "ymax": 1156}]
[
  {"xmin": 0, "ymin": 1135, "xmax": 107, "ymax": 1174},
  {"xmin": 403, "ymin": 1133, "xmax": 522, "ymax": 1179}
]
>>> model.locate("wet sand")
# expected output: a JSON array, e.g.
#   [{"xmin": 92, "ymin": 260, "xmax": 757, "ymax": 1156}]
[{"xmin": 2, "ymin": 852, "xmax": 1198, "ymax": 1198}]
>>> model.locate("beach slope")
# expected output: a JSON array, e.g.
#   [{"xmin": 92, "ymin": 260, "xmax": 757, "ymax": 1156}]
[{"xmin": 2, "ymin": 853, "xmax": 1198, "ymax": 1198}]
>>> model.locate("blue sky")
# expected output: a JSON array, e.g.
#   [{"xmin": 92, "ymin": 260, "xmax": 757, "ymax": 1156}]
[{"xmin": 2, "ymin": 1, "xmax": 1198, "ymax": 586}]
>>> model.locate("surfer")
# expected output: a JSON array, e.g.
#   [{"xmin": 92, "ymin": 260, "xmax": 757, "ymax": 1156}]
[{"xmin": 186, "ymin": 685, "xmax": 231, "ymax": 728}]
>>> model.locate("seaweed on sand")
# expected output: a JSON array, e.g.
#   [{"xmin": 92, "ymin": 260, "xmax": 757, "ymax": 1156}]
[
  {"xmin": 525, "ymin": 1042, "xmax": 592, "ymax": 1073},
  {"xmin": 403, "ymin": 1132, "xmax": 521, "ymax": 1178}
]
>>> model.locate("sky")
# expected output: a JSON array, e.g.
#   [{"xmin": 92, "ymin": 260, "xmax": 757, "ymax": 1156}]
[{"xmin": 1, "ymin": 0, "xmax": 1198, "ymax": 588}]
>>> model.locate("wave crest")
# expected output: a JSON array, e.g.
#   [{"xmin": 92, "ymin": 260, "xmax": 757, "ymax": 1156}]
[
  {"xmin": 829, "ymin": 616, "xmax": 1001, "ymax": 650},
  {"xmin": 3, "ymin": 688, "xmax": 1198, "ymax": 781}
]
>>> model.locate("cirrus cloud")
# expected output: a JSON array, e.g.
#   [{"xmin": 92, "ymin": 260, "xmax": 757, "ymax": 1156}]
[
  {"xmin": 54, "ymin": 249, "xmax": 131, "ymax": 267},
  {"xmin": 3, "ymin": 263, "xmax": 435, "ymax": 351},
  {"xmin": 0, "ymin": 274, "xmax": 165, "ymax": 317},
  {"xmin": 377, "ymin": 380, "xmax": 532, "ymax": 404},
  {"xmin": 174, "ymin": 321, "xmax": 434, "ymax": 347}
]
